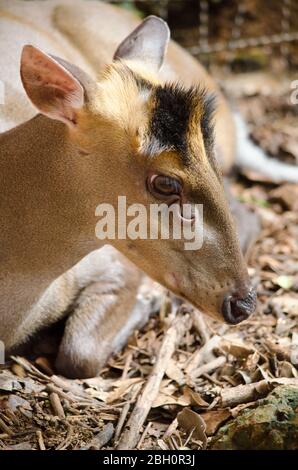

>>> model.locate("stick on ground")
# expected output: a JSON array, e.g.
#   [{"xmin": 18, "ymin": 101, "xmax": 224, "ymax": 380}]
[
  {"xmin": 49, "ymin": 392, "xmax": 65, "ymax": 419},
  {"xmin": 117, "ymin": 317, "xmax": 188, "ymax": 450},
  {"xmin": 81, "ymin": 423, "xmax": 114, "ymax": 450},
  {"xmin": 221, "ymin": 378, "xmax": 298, "ymax": 408}
]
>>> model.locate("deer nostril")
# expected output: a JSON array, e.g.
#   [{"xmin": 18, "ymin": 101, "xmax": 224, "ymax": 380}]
[{"xmin": 222, "ymin": 287, "xmax": 257, "ymax": 325}]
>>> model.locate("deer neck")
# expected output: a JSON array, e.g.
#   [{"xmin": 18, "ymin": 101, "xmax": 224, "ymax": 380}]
[{"xmin": 0, "ymin": 114, "xmax": 103, "ymax": 281}]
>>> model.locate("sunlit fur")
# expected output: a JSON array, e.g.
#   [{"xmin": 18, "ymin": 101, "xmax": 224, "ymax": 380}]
[
  {"xmin": 82, "ymin": 61, "xmax": 217, "ymax": 169},
  {"xmin": 0, "ymin": 0, "xmax": 251, "ymax": 378}
]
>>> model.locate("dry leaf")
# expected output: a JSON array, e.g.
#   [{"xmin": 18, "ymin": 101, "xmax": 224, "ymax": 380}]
[
  {"xmin": 279, "ymin": 361, "xmax": 297, "ymax": 378},
  {"xmin": 185, "ymin": 335, "xmax": 221, "ymax": 374},
  {"xmin": 274, "ymin": 275, "xmax": 294, "ymax": 290},
  {"xmin": 166, "ymin": 359, "xmax": 185, "ymax": 385},
  {"xmin": 270, "ymin": 295, "xmax": 298, "ymax": 316},
  {"xmin": 83, "ymin": 376, "xmax": 112, "ymax": 391},
  {"xmin": 200, "ymin": 409, "xmax": 231, "ymax": 436},
  {"xmin": 85, "ymin": 388, "xmax": 110, "ymax": 402},
  {"xmin": 221, "ymin": 339, "xmax": 255, "ymax": 359},
  {"xmin": 152, "ymin": 392, "xmax": 190, "ymax": 408},
  {"xmin": 106, "ymin": 378, "xmax": 143, "ymax": 403},
  {"xmin": 237, "ymin": 370, "xmax": 253, "ymax": 384},
  {"xmin": 183, "ymin": 387, "xmax": 209, "ymax": 408},
  {"xmin": 177, "ymin": 408, "xmax": 207, "ymax": 449}
]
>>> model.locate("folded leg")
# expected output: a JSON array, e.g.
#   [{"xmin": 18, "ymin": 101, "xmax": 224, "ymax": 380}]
[{"xmin": 55, "ymin": 255, "xmax": 159, "ymax": 378}]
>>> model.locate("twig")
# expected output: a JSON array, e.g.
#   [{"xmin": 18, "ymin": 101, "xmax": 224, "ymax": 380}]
[
  {"xmin": 51, "ymin": 375, "xmax": 89, "ymax": 398},
  {"xmin": 46, "ymin": 384, "xmax": 75, "ymax": 403},
  {"xmin": 220, "ymin": 378, "xmax": 298, "ymax": 408},
  {"xmin": 56, "ymin": 422, "xmax": 74, "ymax": 450},
  {"xmin": 163, "ymin": 418, "xmax": 178, "ymax": 439},
  {"xmin": 4, "ymin": 408, "xmax": 19, "ymax": 426},
  {"xmin": 202, "ymin": 372, "xmax": 223, "ymax": 386},
  {"xmin": 114, "ymin": 402, "xmax": 130, "ymax": 443},
  {"xmin": 191, "ymin": 310, "xmax": 210, "ymax": 345},
  {"xmin": 0, "ymin": 417, "xmax": 12, "ymax": 436},
  {"xmin": 81, "ymin": 423, "xmax": 114, "ymax": 450},
  {"xmin": 114, "ymin": 383, "xmax": 142, "ymax": 444},
  {"xmin": 191, "ymin": 356, "xmax": 226, "ymax": 379},
  {"xmin": 137, "ymin": 422, "xmax": 152, "ymax": 449},
  {"xmin": 121, "ymin": 351, "xmax": 133, "ymax": 380},
  {"xmin": 11, "ymin": 356, "xmax": 97, "ymax": 404},
  {"xmin": 49, "ymin": 392, "xmax": 65, "ymax": 419},
  {"xmin": 221, "ymin": 380, "xmax": 270, "ymax": 407},
  {"xmin": 10, "ymin": 356, "xmax": 49, "ymax": 381},
  {"xmin": 36, "ymin": 430, "xmax": 46, "ymax": 450},
  {"xmin": 117, "ymin": 317, "xmax": 188, "ymax": 450},
  {"xmin": 185, "ymin": 335, "xmax": 221, "ymax": 374}
]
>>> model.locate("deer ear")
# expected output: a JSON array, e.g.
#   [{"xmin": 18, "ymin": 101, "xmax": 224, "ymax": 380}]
[
  {"xmin": 113, "ymin": 16, "xmax": 170, "ymax": 72},
  {"xmin": 20, "ymin": 45, "xmax": 84, "ymax": 127}
]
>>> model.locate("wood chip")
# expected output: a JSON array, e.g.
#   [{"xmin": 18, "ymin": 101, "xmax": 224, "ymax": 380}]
[
  {"xmin": 36, "ymin": 429, "xmax": 46, "ymax": 450},
  {"xmin": 49, "ymin": 392, "xmax": 65, "ymax": 419}
]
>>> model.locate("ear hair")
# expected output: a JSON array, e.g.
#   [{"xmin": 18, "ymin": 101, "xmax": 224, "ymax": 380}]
[
  {"xmin": 20, "ymin": 45, "xmax": 85, "ymax": 127},
  {"xmin": 113, "ymin": 16, "xmax": 170, "ymax": 72},
  {"xmin": 50, "ymin": 55, "xmax": 97, "ymax": 97}
]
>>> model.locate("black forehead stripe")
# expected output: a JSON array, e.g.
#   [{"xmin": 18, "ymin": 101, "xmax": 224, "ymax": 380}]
[
  {"xmin": 150, "ymin": 83, "xmax": 194, "ymax": 155},
  {"xmin": 125, "ymin": 67, "xmax": 217, "ymax": 161},
  {"xmin": 149, "ymin": 83, "xmax": 217, "ymax": 160}
]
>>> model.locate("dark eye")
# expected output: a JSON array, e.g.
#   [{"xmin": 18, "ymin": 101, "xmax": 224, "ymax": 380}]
[{"xmin": 149, "ymin": 174, "xmax": 182, "ymax": 198}]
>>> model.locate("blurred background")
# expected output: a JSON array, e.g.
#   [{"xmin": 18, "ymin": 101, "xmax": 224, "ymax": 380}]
[
  {"xmin": 102, "ymin": 0, "xmax": 298, "ymax": 169},
  {"xmin": 104, "ymin": 0, "xmax": 298, "ymax": 72}
]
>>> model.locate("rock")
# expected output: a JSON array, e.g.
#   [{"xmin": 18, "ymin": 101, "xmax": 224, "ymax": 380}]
[{"xmin": 211, "ymin": 385, "xmax": 298, "ymax": 450}]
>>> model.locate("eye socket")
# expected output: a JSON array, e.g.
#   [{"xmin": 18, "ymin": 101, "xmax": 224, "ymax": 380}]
[{"xmin": 148, "ymin": 174, "xmax": 182, "ymax": 198}]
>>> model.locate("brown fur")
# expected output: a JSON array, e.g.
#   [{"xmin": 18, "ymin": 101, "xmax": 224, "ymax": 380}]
[{"xmin": 0, "ymin": 0, "xmax": 252, "ymax": 377}]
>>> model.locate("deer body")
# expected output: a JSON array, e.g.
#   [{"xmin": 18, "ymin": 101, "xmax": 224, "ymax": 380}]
[
  {"xmin": 0, "ymin": 0, "xmax": 258, "ymax": 377},
  {"xmin": 0, "ymin": 0, "xmax": 235, "ymax": 169}
]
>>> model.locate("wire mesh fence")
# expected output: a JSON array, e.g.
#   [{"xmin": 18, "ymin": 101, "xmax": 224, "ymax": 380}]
[{"xmin": 103, "ymin": 0, "xmax": 298, "ymax": 70}]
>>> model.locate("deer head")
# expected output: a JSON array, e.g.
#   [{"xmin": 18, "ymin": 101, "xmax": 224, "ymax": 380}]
[{"xmin": 20, "ymin": 16, "xmax": 256, "ymax": 324}]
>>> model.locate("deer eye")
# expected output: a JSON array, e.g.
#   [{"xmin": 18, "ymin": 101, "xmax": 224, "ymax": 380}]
[{"xmin": 148, "ymin": 174, "xmax": 182, "ymax": 198}]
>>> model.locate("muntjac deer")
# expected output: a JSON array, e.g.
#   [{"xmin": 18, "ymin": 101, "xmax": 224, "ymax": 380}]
[{"xmin": 0, "ymin": 0, "xmax": 295, "ymax": 378}]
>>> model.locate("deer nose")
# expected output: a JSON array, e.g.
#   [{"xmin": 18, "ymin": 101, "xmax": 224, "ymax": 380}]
[{"xmin": 222, "ymin": 286, "xmax": 257, "ymax": 325}]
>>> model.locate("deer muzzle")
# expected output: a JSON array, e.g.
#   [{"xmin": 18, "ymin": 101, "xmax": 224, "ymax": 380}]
[{"xmin": 222, "ymin": 286, "xmax": 257, "ymax": 325}]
